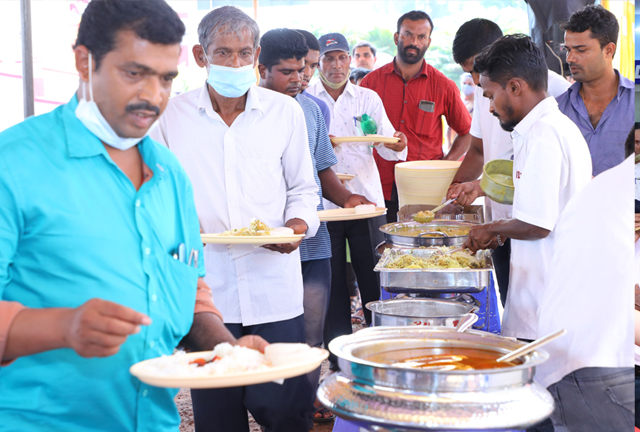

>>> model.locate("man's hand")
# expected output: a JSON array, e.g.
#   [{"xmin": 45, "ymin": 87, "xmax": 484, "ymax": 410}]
[
  {"xmin": 233, "ymin": 335, "xmax": 269, "ymax": 353},
  {"xmin": 463, "ymin": 223, "xmax": 499, "ymax": 252},
  {"xmin": 635, "ymin": 214, "xmax": 640, "ymax": 242},
  {"xmin": 63, "ymin": 298, "xmax": 151, "ymax": 358},
  {"xmin": 447, "ymin": 180, "xmax": 484, "ymax": 207},
  {"xmin": 381, "ymin": 131, "xmax": 407, "ymax": 152},
  {"xmin": 262, "ymin": 218, "xmax": 308, "ymax": 254},
  {"xmin": 343, "ymin": 194, "xmax": 375, "ymax": 209},
  {"xmin": 329, "ymin": 134, "xmax": 339, "ymax": 148}
]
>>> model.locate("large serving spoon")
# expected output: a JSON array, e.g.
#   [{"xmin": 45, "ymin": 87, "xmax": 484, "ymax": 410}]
[
  {"xmin": 455, "ymin": 313, "xmax": 478, "ymax": 333},
  {"xmin": 496, "ymin": 329, "xmax": 567, "ymax": 363},
  {"xmin": 412, "ymin": 198, "xmax": 456, "ymax": 223}
]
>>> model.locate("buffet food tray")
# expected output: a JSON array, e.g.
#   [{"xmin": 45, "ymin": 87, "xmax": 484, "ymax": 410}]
[
  {"xmin": 375, "ymin": 248, "xmax": 492, "ymax": 294},
  {"xmin": 379, "ymin": 220, "xmax": 476, "ymax": 248}
]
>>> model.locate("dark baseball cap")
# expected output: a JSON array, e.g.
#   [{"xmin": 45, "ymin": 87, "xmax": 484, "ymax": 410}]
[{"xmin": 318, "ymin": 33, "xmax": 350, "ymax": 56}]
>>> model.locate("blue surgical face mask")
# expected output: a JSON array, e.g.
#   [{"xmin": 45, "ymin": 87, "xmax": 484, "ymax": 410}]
[
  {"xmin": 462, "ymin": 83, "xmax": 475, "ymax": 97},
  {"xmin": 205, "ymin": 56, "xmax": 256, "ymax": 98},
  {"xmin": 75, "ymin": 53, "xmax": 156, "ymax": 150}
]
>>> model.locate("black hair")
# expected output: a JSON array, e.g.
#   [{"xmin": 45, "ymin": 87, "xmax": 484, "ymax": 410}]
[
  {"xmin": 296, "ymin": 29, "xmax": 320, "ymax": 52},
  {"xmin": 73, "ymin": 0, "xmax": 185, "ymax": 70},
  {"xmin": 625, "ymin": 123, "xmax": 640, "ymax": 158},
  {"xmin": 350, "ymin": 67, "xmax": 371, "ymax": 83},
  {"xmin": 352, "ymin": 41, "xmax": 377, "ymax": 57},
  {"xmin": 452, "ymin": 18, "xmax": 503, "ymax": 65},
  {"xmin": 397, "ymin": 10, "xmax": 434, "ymax": 35},
  {"xmin": 560, "ymin": 4, "xmax": 619, "ymax": 55},
  {"xmin": 473, "ymin": 34, "xmax": 548, "ymax": 93},
  {"xmin": 259, "ymin": 28, "xmax": 309, "ymax": 71}
]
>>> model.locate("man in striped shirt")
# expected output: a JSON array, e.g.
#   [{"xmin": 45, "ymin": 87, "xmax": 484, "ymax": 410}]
[{"xmin": 258, "ymin": 28, "xmax": 373, "ymax": 426}]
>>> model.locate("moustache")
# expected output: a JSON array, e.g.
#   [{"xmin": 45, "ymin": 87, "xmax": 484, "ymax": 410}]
[
  {"xmin": 568, "ymin": 63, "xmax": 581, "ymax": 70},
  {"xmin": 404, "ymin": 45, "xmax": 420, "ymax": 54},
  {"xmin": 492, "ymin": 112, "xmax": 501, "ymax": 119},
  {"xmin": 126, "ymin": 103, "xmax": 160, "ymax": 116}
]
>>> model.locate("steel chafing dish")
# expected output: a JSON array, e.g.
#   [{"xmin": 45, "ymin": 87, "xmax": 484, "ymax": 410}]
[
  {"xmin": 366, "ymin": 299, "xmax": 478, "ymax": 327},
  {"xmin": 318, "ymin": 327, "xmax": 554, "ymax": 431},
  {"xmin": 379, "ymin": 221, "xmax": 477, "ymax": 248},
  {"xmin": 375, "ymin": 248, "xmax": 492, "ymax": 294}
]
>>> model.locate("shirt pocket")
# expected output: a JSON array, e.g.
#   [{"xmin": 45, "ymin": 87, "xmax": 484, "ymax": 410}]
[
  {"xmin": 413, "ymin": 109, "xmax": 440, "ymax": 139},
  {"xmin": 158, "ymin": 252, "xmax": 199, "ymax": 342},
  {"xmin": 240, "ymin": 156, "xmax": 283, "ymax": 206}
]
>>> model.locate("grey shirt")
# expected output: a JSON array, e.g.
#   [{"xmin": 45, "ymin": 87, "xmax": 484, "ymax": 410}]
[{"xmin": 556, "ymin": 70, "xmax": 634, "ymax": 176}]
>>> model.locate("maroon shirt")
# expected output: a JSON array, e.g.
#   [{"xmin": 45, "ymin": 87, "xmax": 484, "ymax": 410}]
[{"xmin": 361, "ymin": 59, "xmax": 471, "ymax": 199}]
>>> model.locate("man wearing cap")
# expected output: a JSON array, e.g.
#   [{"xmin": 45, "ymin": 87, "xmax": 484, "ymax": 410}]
[
  {"xmin": 360, "ymin": 11, "xmax": 472, "ymax": 223},
  {"xmin": 307, "ymin": 33, "xmax": 407, "ymax": 362}
]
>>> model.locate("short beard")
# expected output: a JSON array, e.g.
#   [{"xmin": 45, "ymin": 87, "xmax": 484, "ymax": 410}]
[
  {"xmin": 397, "ymin": 42, "xmax": 426, "ymax": 65},
  {"xmin": 494, "ymin": 102, "xmax": 517, "ymax": 132}
]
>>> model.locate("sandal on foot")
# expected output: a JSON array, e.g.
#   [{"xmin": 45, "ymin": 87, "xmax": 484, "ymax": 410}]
[{"xmin": 313, "ymin": 406, "xmax": 335, "ymax": 423}]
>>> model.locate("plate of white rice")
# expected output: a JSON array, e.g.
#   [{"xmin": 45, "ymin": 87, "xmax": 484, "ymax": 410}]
[{"xmin": 130, "ymin": 342, "xmax": 328, "ymax": 389}]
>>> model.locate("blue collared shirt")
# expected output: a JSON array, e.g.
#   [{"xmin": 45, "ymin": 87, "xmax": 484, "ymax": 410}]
[
  {"xmin": 0, "ymin": 96, "xmax": 204, "ymax": 431},
  {"xmin": 302, "ymin": 89, "xmax": 331, "ymax": 131},
  {"xmin": 296, "ymin": 93, "xmax": 338, "ymax": 261},
  {"xmin": 556, "ymin": 70, "xmax": 634, "ymax": 176}
]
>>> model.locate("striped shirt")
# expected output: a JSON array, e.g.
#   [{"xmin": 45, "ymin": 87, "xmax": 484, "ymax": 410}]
[{"xmin": 296, "ymin": 93, "xmax": 338, "ymax": 261}]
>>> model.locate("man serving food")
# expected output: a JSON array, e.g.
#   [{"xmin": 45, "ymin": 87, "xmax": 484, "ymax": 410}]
[
  {"xmin": 0, "ymin": 1, "xmax": 266, "ymax": 431},
  {"xmin": 461, "ymin": 34, "xmax": 592, "ymax": 341}
]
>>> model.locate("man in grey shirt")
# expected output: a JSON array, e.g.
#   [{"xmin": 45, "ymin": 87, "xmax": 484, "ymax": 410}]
[{"xmin": 556, "ymin": 4, "xmax": 633, "ymax": 176}]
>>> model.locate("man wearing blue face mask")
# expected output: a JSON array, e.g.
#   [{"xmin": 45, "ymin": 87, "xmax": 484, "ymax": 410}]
[
  {"xmin": 0, "ymin": 1, "xmax": 268, "ymax": 431},
  {"xmin": 152, "ymin": 6, "xmax": 320, "ymax": 432}
]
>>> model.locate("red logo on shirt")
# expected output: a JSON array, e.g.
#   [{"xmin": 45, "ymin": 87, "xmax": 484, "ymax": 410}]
[{"xmin": 516, "ymin": 171, "xmax": 522, "ymax": 179}]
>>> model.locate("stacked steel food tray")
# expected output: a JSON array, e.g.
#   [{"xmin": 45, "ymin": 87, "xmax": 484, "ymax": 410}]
[{"xmin": 375, "ymin": 248, "xmax": 493, "ymax": 294}]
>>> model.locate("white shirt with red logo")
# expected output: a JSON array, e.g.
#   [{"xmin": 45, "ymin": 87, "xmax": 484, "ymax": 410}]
[{"xmin": 502, "ymin": 96, "xmax": 592, "ymax": 340}]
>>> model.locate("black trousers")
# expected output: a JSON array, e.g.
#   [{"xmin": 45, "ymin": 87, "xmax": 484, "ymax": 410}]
[
  {"xmin": 384, "ymin": 182, "xmax": 400, "ymax": 224},
  {"xmin": 325, "ymin": 216, "xmax": 385, "ymax": 364},
  {"xmin": 190, "ymin": 315, "xmax": 313, "ymax": 432},
  {"xmin": 492, "ymin": 237, "xmax": 511, "ymax": 307}
]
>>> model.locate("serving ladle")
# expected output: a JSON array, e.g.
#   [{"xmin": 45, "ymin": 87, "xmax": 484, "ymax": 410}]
[
  {"xmin": 455, "ymin": 313, "xmax": 478, "ymax": 333},
  {"xmin": 496, "ymin": 329, "xmax": 567, "ymax": 363},
  {"xmin": 412, "ymin": 198, "xmax": 456, "ymax": 223}
]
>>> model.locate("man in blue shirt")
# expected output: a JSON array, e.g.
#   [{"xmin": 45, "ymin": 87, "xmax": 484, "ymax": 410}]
[
  {"xmin": 297, "ymin": 30, "xmax": 332, "ymax": 131},
  {"xmin": 0, "ymin": 2, "xmax": 265, "ymax": 431},
  {"xmin": 557, "ymin": 4, "xmax": 634, "ymax": 176},
  {"xmin": 257, "ymin": 28, "xmax": 374, "ymax": 426}
]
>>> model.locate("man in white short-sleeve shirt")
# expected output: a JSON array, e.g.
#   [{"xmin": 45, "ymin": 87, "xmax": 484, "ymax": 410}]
[
  {"xmin": 151, "ymin": 7, "xmax": 319, "ymax": 432},
  {"xmin": 462, "ymin": 35, "xmax": 592, "ymax": 341},
  {"xmin": 449, "ymin": 19, "xmax": 570, "ymax": 307}
]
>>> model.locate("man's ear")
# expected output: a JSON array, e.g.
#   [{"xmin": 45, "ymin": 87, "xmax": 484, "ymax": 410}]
[
  {"xmin": 257, "ymin": 63, "xmax": 268, "ymax": 79},
  {"xmin": 509, "ymin": 78, "xmax": 525, "ymax": 96},
  {"xmin": 74, "ymin": 45, "xmax": 90, "ymax": 82},
  {"xmin": 193, "ymin": 45, "xmax": 207, "ymax": 68},
  {"xmin": 603, "ymin": 41, "xmax": 616, "ymax": 60},
  {"xmin": 393, "ymin": 32, "xmax": 399, "ymax": 47}
]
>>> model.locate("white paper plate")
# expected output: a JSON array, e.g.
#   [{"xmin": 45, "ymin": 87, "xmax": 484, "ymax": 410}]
[
  {"xmin": 331, "ymin": 135, "xmax": 399, "ymax": 145},
  {"xmin": 130, "ymin": 346, "xmax": 329, "ymax": 389},
  {"xmin": 336, "ymin": 173, "xmax": 356, "ymax": 181},
  {"xmin": 318, "ymin": 207, "xmax": 387, "ymax": 222},
  {"xmin": 201, "ymin": 234, "xmax": 304, "ymax": 245}
]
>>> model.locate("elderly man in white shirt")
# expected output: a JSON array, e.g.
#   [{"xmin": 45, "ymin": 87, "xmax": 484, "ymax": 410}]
[
  {"xmin": 462, "ymin": 35, "xmax": 592, "ymax": 345},
  {"xmin": 152, "ymin": 7, "xmax": 319, "ymax": 432},
  {"xmin": 448, "ymin": 19, "xmax": 570, "ymax": 308},
  {"xmin": 307, "ymin": 33, "xmax": 407, "ymax": 362}
]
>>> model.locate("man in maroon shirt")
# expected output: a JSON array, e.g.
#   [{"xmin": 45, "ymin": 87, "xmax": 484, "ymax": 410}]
[{"xmin": 361, "ymin": 10, "xmax": 472, "ymax": 221}]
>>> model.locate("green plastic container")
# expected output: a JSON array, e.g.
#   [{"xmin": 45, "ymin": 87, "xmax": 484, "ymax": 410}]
[{"xmin": 480, "ymin": 159, "xmax": 514, "ymax": 205}]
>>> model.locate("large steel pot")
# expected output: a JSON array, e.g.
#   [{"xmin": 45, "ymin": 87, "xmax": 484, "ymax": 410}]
[
  {"xmin": 318, "ymin": 327, "xmax": 554, "ymax": 431},
  {"xmin": 366, "ymin": 299, "xmax": 478, "ymax": 327}
]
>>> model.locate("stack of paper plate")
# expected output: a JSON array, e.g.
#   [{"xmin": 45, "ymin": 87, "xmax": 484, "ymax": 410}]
[{"xmin": 395, "ymin": 160, "xmax": 461, "ymax": 207}]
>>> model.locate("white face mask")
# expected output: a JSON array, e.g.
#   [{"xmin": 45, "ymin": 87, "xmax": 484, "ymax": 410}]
[{"xmin": 75, "ymin": 53, "xmax": 158, "ymax": 150}]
